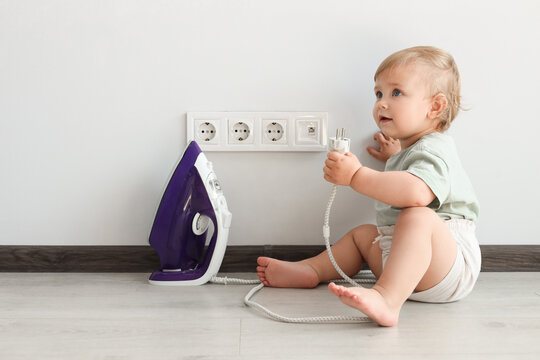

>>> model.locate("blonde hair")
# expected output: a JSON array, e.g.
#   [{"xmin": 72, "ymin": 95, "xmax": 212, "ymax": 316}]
[{"xmin": 374, "ymin": 46, "xmax": 462, "ymax": 131}]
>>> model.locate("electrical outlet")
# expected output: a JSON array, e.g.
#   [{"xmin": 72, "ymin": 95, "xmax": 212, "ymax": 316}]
[
  {"xmin": 194, "ymin": 120, "xmax": 219, "ymax": 144},
  {"xmin": 187, "ymin": 112, "xmax": 327, "ymax": 151},
  {"xmin": 228, "ymin": 119, "xmax": 254, "ymax": 144},
  {"xmin": 187, "ymin": 114, "xmax": 225, "ymax": 147},
  {"xmin": 262, "ymin": 119, "xmax": 287, "ymax": 145}
]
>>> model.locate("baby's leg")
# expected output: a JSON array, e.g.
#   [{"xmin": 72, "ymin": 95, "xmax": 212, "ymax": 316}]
[
  {"xmin": 257, "ymin": 224, "xmax": 380, "ymax": 288},
  {"xmin": 329, "ymin": 207, "xmax": 457, "ymax": 326}
]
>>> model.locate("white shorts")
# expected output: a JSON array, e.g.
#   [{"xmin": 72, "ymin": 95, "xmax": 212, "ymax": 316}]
[{"xmin": 375, "ymin": 219, "xmax": 481, "ymax": 303}]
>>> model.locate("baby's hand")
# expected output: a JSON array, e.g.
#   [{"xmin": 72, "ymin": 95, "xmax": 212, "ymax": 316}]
[
  {"xmin": 366, "ymin": 132, "xmax": 401, "ymax": 163},
  {"xmin": 323, "ymin": 151, "xmax": 362, "ymax": 186}
]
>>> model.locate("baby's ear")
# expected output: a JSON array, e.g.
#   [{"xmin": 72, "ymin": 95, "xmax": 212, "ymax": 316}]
[{"xmin": 428, "ymin": 93, "xmax": 448, "ymax": 120}]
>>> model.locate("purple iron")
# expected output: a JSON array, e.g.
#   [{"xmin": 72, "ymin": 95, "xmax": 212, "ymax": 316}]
[{"xmin": 148, "ymin": 141, "xmax": 232, "ymax": 285}]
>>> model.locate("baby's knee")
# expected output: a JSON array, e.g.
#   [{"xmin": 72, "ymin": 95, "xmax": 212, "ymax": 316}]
[{"xmin": 349, "ymin": 224, "xmax": 379, "ymax": 244}]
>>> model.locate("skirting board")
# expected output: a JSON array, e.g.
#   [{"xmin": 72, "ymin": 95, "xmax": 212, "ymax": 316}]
[{"xmin": 0, "ymin": 245, "xmax": 539, "ymax": 272}]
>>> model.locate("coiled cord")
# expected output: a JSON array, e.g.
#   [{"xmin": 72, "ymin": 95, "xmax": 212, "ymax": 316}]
[
  {"xmin": 210, "ymin": 272, "xmax": 375, "ymax": 323},
  {"xmin": 323, "ymin": 185, "xmax": 364, "ymax": 287},
  {"xmin": 210, "ymin": 185, "xmax": 374, "ymax": 323}
]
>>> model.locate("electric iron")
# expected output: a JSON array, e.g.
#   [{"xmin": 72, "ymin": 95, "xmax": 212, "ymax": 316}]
[
  {"xmin": 147, "ymin": 132, "xmax": 374, "ymax": 323},
  {"xmin": 148, "ymin": 141, "xmax": 232, "ymax": 286}
]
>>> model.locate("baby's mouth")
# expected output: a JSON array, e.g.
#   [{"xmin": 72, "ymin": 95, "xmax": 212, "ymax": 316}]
[{"xmin": 379, "ymin": 115, "xmax": 393, "ymax": 122}]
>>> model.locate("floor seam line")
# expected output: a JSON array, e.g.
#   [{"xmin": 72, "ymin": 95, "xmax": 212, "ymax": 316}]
[{"xmin": 239, "ymin": 318, "xmax": 243, "ymax": 356}]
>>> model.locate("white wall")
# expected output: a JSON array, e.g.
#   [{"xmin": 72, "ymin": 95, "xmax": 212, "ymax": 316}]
[{"xmin": 1, "ymin": 0, "xmax": 539, "ymax": 246}]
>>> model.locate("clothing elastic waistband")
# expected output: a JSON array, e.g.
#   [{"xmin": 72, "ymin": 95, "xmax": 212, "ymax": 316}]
[
  {"xmin": 444, "ymin": 218, "xmax": 476, "ymax": 232},
  {"xmin": 374, "ymin": 218, "xmax": 476, "ymax": 243}
]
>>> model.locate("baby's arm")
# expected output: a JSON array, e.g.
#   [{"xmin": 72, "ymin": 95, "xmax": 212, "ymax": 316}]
[
  {"xmin": 323, "ymin": 152, "xmax": 435, "ymax": 208},
  {"xmin": 351, "ymin": 167, "xmax": 435, "ymax": 207}
]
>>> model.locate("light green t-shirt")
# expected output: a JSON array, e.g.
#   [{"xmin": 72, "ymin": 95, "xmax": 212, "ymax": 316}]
[{"xmin": 375, "ymin": 132, "xmax": 479, "ymax": 226}]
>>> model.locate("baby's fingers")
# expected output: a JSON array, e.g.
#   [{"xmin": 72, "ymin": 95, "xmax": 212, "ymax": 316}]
[
  {"xmin": 374, "ymin": 132, "xmax": 389, "ymax": 145},
  {"xmin": 366, "ymin": 146, "xmax": 385, "ymax": 162}
]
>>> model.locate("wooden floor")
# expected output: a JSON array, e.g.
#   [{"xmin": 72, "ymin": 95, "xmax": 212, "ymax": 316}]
[{"xmin": 0, "ymin": 272, "xmax": 539, "ymax": 359}]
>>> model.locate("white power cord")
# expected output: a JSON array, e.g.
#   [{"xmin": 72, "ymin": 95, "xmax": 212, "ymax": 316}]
[
  {"xmin": 323, "ymin": 185, "xmax": 363, "ymax": 287},
  {"xmin": 210, "ymin": 128, "xmax": 374, "ymax": 323},
  {"xmin": 210, "ymin": 273, "xmax": 375, "ymax": 323},
  {"xmin": 323, "ymin": 128, "xmax": 364, "ymax": 287}
]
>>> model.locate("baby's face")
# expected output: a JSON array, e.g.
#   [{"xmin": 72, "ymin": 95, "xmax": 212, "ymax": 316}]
[{"xmin": 372, "ymin": 64, "xmax": 436, "ymax": 146}]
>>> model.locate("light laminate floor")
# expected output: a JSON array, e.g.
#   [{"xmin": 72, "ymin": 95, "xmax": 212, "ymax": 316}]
[{"xmin": 0, "ymin": 272, "xmax": 539, "ymax": 359}]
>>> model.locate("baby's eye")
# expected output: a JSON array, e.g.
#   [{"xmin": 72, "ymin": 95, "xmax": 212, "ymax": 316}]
[
  {"xmin": 376, "ymin": 91, "xmax": 383, "ymax": 99},
  {"xmin": 392, "ymin": 89, "xmax": 402, "ymax": 96}
]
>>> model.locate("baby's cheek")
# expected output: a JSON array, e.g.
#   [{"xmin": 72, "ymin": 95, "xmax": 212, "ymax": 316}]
[{"xmin": 372, "ymin": 106, "xmax": 379, "ymax": 120}]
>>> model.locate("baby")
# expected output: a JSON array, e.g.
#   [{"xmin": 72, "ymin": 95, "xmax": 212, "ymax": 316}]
[{"xmin": 256, "ymin": 46, "xmax": 481, "ymax": 327}]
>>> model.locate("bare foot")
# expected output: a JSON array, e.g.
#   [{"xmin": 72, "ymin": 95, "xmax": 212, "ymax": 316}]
[
  {"xmin": 328, "ymin": 283, "xmax": 400, "ymax": 327},
  {"xmin": 256, "ymin": 257, "xmax": 320, "ymax": 288}
]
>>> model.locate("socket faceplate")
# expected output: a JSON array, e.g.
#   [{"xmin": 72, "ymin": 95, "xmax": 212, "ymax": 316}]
[
  {"xmin": 194, "ymin": 120, "xmax": 218, "ymax": 144},
  {"xmin": 262, "ymin": 119, "xmax": 287, "ymax": 145},
  {"xmin": 187, "ymin": 112, "xmax": 327, "ymax": 152}
]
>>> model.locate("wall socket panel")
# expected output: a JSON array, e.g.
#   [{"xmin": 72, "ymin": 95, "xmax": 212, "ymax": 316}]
[{"xmin": 186, "ymin": 112, "xmax": 328, "ymax": 152}]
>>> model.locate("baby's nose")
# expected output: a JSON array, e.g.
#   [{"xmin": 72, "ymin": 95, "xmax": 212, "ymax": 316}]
[{"xmin": 378, "ymin": 101, "xmax": 389, "ymax": 109}]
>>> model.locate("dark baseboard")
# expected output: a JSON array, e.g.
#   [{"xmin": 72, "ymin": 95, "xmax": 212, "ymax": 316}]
[{"xmin": 0, "ymin": 245, "xmax": 539, "ymax": 273}]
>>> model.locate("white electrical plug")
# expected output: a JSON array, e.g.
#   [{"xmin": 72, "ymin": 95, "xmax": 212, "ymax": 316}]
[{"xmin": 328, "ymin": 128, "xmax": 350, "ymax": 154}]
